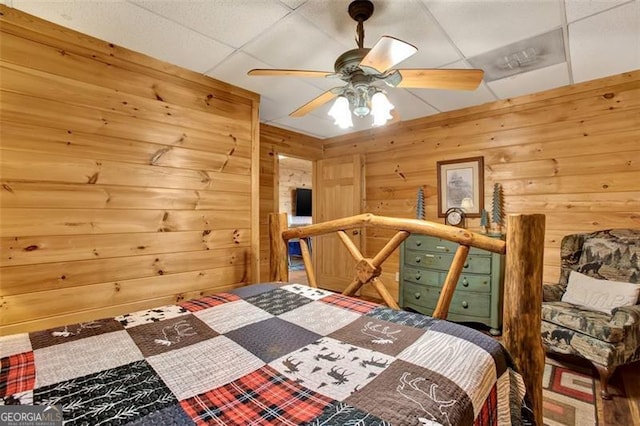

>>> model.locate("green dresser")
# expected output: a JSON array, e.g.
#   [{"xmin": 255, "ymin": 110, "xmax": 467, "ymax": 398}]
[{"xmin": 399, "ymin": 234, "xmax": 504, "ymax": 335}]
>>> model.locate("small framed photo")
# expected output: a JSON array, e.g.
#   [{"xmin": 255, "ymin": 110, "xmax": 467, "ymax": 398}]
[{"xmin": 437, "ymin": 156, "xmax": 484, "ymax": 218}]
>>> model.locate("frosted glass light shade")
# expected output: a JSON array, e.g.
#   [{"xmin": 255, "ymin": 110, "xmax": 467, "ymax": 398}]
[
  {"xmin": 328, "ymin": 96, "xmax": 353, "ymax": 129},
  {"xmin": 371, "ymin": 92, "xmax": 394, "ymax": 127}
]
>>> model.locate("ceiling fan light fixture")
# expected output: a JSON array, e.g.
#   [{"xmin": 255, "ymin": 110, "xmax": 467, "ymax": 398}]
[
  {"xmin": 328, "ymin": 96, "xmax": 353, "ymax": 129},
  {"xmin": 370, "ymin": 91, "xmax": 394, "ymax": 127}
]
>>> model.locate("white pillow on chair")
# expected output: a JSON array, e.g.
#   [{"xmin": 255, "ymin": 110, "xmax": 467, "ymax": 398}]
[{"xmin": 562, "ymin": 271, "xmax": 640, "ymax": 314}]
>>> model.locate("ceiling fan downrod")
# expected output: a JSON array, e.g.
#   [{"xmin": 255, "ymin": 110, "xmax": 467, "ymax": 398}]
[{"xmin": 349, "ymin": 0, "xmax": 374, "ymax": 49}]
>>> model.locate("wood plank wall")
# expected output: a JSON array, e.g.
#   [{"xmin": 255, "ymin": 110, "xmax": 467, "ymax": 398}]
[
  {"xmin": 322, "ymin": 70, "xmax": 640, "ymax": 299},
  {"xmin": 0, "ymin": 6, "xmax": 260, "ymax": 334},
  {"xmin": 259, "ymin": 124, "xmax": 323, "ymax": 280}
]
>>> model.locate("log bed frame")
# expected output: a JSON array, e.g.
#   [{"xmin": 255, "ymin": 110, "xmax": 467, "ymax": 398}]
[{"xmin": 269, "ymin": 212, "xmax": 546, "ymax": 425}]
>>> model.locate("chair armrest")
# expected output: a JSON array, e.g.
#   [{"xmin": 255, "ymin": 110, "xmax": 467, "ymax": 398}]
[
  {"xmin": 610, "ymin": 305, "xmax": 640, "ymax": 327},
  {"xmin": 542, "ymin": 283, "xmax": 566, "ymax": 302}
]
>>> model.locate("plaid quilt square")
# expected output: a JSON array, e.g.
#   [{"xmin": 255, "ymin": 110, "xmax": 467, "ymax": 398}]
[
  {"xmin": 0, "ymin": 352, "xmax": 35, "ymax": 397},
  {"xmin": 244, "ymin": 288, "xmax": 313, "ymax": 316},
  {"xmin": 329, "ymin": 316, "xmax": 426, "ymax": 357},
  {"xmin": 179, "ymin": 293, "xmax": 240, "ymax": 312},
  {"xmin": 474, "ymin": 383, "xmax": 498, "ymax": 426},
  {"xmin": 226, "ymin": 317, "xmax": 321, "ymax": 363},
  {"xmin": 180, "ymin": 366, "xmax": 333, "ymax": 426},
  {"xmin": 34, "ymin": 360, "xmax": 176, "ymax": 425},
  {"xmin": 29, "ymin": 318, "xmax": 124, "ymax": 350},
  {"xmin": 320, "ymin": 293, "xmax": 378, "ymax": 314},
  {"xmin": 127, "ymin": 315, "xmax": 218, "ymax": 357}
]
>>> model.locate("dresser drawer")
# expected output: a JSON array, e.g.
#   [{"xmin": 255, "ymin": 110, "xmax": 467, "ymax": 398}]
[
  {"xmin": 405, "ymin": 250, "xmax": 492, "ymax": 274},
  {"xmin": 405, "ymin": 235, "xmax": 486, "ymax": 255},
  {"xmin": 402, "ymin": 267, "xmax": 440, "ymax": 286},
  {"xmin": 458, "ymin": 274, "xmax": 491, "ymax": 293},
  {"xmin": 401, "ymin": 281, "xmax": 440, "ymax": 310},
  {"xmin": 402, "ymin": 282, "xmax": 491, "ymax": 318}
]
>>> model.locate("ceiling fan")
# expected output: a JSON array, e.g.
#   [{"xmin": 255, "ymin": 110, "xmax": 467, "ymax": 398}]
[{"xmin": 248, "ymin": 0, "xmax": 484, "ymax": 128}]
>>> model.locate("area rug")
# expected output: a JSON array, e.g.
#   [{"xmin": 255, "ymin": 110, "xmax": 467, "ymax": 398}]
[
  {"xmin": 543, "ymin": 357, "xmax": 598, "ymax": 425},
  {"xmin": 289, "ymin": 257, "xmax": 305, "ymax": 271}
]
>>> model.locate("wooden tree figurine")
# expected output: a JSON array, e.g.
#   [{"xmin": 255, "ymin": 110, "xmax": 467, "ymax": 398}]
[
  {"xmin": 416, "ymin": 187, "xmax": 425, "ymax": 220},
  {"xmin": 491, "ymin": 183, "xmax": 504, "ymax": 235}
]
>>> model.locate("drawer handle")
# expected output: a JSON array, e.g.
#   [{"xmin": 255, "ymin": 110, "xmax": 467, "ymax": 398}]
[
  {"xmin": 463, "ymin": 263, "xmax": 469, "ymax": 269},
  {"xmin": 425, "ymin": 254, "xmax": 435, "ymax": 258},
  {"xmin": 415, "ymin": 272, "xmax": 422, "ymax": 280},
  {"xmin": 415, "ymin": 241, "xmax": 422, "ymax": 247},
  {"xmin": 436, "ymin": 245, "xmax": 446, "ymax": 250},
  {"xmin": 461, "ymin": 301, "xmax": 469, "ymax": 309},
  {"xmin": 414, "ymin": 292, "xmax": 421, "ymax": 299},
  {"xmin": 415, "ymin": 256, "xmax": 421, "ymax": 263},
  {"xmin": 462, "ymin": 278, "xmax": 469, "ymax": 287}
]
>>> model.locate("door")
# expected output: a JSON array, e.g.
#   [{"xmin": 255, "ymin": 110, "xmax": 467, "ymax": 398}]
[{"xmin": 313, "ymin": 155, "xmax": 364, "ymax": 292}]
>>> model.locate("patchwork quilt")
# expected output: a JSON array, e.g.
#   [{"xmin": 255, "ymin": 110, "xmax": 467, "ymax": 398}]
[{"xmin": 1, "ymin": 283, "xmax": 532, "ymax": 425}]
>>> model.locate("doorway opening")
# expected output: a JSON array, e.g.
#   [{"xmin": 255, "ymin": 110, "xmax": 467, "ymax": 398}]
[{"xmin": 277, "ymin": 155, "xmax": 313, "ymax": 284}]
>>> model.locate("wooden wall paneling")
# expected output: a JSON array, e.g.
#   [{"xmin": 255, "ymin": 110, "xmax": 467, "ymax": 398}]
[
  {"xmin": 1, "ymin": 229, "xmax": 250, "ymax": 267},
  {"xmin": 0, "ymin": 246, "xmax": 249, "ymax": 296},
  {"xmin": 321, "ymin": 70, "xmax": 640, "ymax": 292},
  {"xmin": 0, "ymin": 6, "xmax": 259, "ymax": 334}
]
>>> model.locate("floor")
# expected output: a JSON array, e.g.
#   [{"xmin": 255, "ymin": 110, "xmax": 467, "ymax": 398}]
[{"xmin": 287, "ymin": 266, "xmax": 640, "ymax": 425}]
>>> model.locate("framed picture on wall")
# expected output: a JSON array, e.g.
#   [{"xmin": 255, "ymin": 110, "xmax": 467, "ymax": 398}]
[{"xmin": 437, "ymin": 156, "xmax": 484, "ymax": 217}]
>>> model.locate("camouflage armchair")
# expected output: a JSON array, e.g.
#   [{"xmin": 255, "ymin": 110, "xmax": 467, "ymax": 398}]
[{"xmin": 541, "ymin": 229, "xmax": 640, "ymax": 399}]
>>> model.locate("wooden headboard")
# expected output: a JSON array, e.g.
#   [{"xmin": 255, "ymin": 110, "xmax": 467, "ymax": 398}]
[{"xmin": 269, "ymin": 212, "xmax": 546, "ymax": 425}]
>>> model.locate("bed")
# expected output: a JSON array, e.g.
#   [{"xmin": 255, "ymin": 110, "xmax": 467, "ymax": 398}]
[{"xmin": 0, "ymin": 213, "xmax": 545, "ymax": 425}]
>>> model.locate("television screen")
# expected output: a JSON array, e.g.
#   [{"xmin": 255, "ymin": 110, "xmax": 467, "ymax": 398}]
[{"xmin": 294, "ymin": 188, "xmax": 312, "ymax": 216}]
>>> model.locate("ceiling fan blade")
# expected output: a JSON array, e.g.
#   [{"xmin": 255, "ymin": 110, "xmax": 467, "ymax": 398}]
[
  {"xmin": 248, "ymin": 69, "xmax": 333, "ymax": 78},
  {"xmin": 395, "ymin": 69, "xmax": 484, "ymax": 90},
  {"xmin": 359, "ymin": 36, "xmax": 418, "ymax": 74},
  {"xmin": 290, "ymin": 90, "xmax": 338, "ymax": 118}
]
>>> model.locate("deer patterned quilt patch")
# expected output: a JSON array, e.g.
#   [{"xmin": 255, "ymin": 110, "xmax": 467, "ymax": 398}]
[{"xmin": 0, "ymin": 283, "xmax": 530, "ymax": 425}]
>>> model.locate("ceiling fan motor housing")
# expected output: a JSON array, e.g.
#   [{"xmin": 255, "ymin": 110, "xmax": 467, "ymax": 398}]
[{"xmin": 348, "ymin": 0, "xmax": 374, "ymax": 22}]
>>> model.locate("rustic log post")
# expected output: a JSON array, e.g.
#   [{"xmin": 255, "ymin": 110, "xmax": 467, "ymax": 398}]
[
  {"xmin": 432, "ymin": 245, "xmax": 470, "ymax": 319},
  {"xmin": 298, "ymin": 238, "xmax": 317, "ymax": 288},
  {"xmin": 503, "ymin": 214, "xmax": 545, "ymax": 426},
  {"xmin": 269, "ymin": 213, "xmax": 289, "ymax": 282}
]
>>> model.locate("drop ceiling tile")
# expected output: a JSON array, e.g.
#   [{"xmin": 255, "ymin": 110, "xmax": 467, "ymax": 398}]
[
  {"xmin": 259, "ymin": 96, "xmax": 294, "ymax": 122},
  {"xmin": 279, "ymin": 0, "xmax": 308, "ymax": 10},
  {"xmin": 564, "ymin": 0, "xmax": 631, "ymax": 23},
  {"xmin": 13, "ymin": 0, "xmax": 233, "ymax": 73},
  {"xmin": 242, "ymin": 13, "xmax": 346, "ymax": 72},
  {"xmin": 569, "ymin": 1, "xmax": 640, "ymax": 83},
  {"xmin": 422, "ymin": 0, "xmax": 563, "ymax": 57},
  {"xmin": 488, "ymin": 62, "xmax": 570, "ymax": 99},
  {"xmin": 298, "ymin": 0, "xmax": 460, "ymax": 67},
  {"xmin": 208, "ymin": 51, "xmax": 325, "ymax": 111},
  {"xmin": 269, "ymin": 114, "xmax": 341, "ymax": 139},
  {"xmin": 384, "ymin": 89, "xmax": 439, "ymax": 120},
  {"xmin": 131, "ymin": 0, "xmax": 290, "ymax": 48}
]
